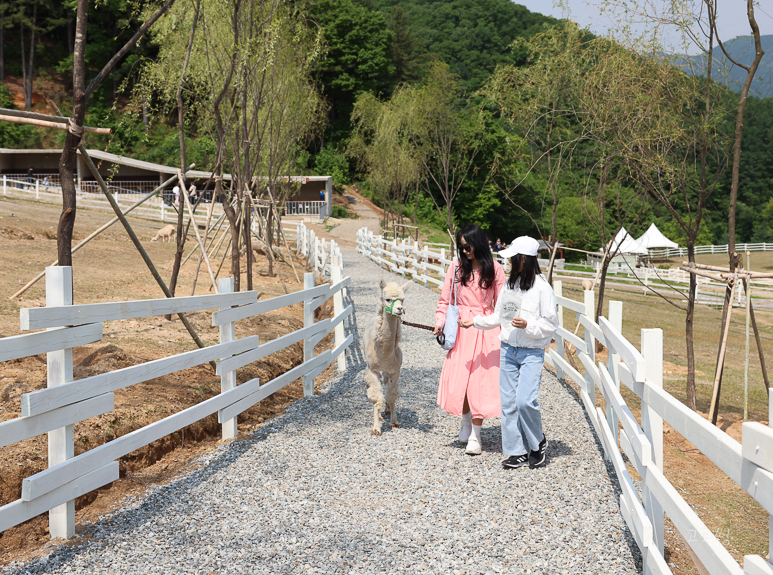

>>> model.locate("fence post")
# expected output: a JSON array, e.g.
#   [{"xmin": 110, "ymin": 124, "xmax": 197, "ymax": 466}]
[
  {"xmin": 36, "ymin": 179, "xmax": 40, "ymax": 200},
  {"xmin": 2, "ymin": 174, "xmax": 5, "ymax": 195},
  {"xmin": 46, "ymin": 266, "xmax": 75, "ymax": 539},
  {"xmin": 422, "ymin": 245, "xmax": 429, "ymax": 287},
  {"xmin": 218, "ymin": 277, "xmax": 238, "ymax": 440},
  {"xmin": 553, "ymin": 281, "xmax": 565, "ymax": 381},
  {"xmin": 303, "ymin": 272, "xmax": 316, "ymax": 396},
  {"xmin": 332, "ymin": 255, "xmax": 346, "ymax": 372},
  {"xmin": 440, "ymin": 248, "xmax": 446, "ymax": 279},
  {"xmin": 606, "ymin": 301, "xmax": 623, "ymax": 450},
  {"xmin": 641, "ymin": 328, "xmax": 665, "ymax": 563},
  {"xmin": 584, "ymin": 288, "xmax": 596, "ymax": 407}
]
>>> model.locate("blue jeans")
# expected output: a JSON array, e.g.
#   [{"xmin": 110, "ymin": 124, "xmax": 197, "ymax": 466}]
[{"xmin": 500, "ymin": 344, "xmax": 545, "ymax": 457}]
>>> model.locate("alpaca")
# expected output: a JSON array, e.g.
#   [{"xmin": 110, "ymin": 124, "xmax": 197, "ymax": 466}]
[
  {"xmin": 239, "ymin": 237, "xmax": 269, "ymax": 259},
  {"xmin": 151, "ymin": 224, "xmax": 175, "ymax": 242},
  {"xmin": 362, "ymin": 280, "xmax": 409, "ymax": 435}
]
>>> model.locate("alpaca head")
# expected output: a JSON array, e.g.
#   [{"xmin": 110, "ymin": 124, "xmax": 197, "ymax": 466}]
[{"xmin": 379, "ymin": 279, "xmax": 409, "ymax": 318}]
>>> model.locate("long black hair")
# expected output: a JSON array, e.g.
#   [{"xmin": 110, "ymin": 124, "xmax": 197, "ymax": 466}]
[
  {"xmin": 507, "ymin": 254, "xmax": 541, "ymax": 292},
  {"xmin": 456, "ymin": 224, "xmax": 496, "ymax": 290}
]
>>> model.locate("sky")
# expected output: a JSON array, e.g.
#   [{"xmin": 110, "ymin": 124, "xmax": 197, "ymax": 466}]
[{"xmin": 514, "ymin": 0, "xmax": 773, "ymax": 53}]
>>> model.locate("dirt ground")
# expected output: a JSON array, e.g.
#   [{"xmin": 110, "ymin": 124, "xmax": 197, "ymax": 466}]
[{"xmin": 0, "ymin": 195, "xmax": 338, "ymax": 566}]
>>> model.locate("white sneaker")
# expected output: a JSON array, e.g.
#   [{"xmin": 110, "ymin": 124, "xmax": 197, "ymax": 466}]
[
  {"xmin": 465, "ymin": 424, "xmax": 482, "ymax": 455},
  {"xmin": 459, "ymin": 412, "xmax": 472, "ymax": 442},
  {"xmin": 465, "ymin": 435, "xmax": 482, "ymax": 455}
]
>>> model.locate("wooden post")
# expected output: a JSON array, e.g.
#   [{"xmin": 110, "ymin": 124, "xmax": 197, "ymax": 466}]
[
  {"xmin": 181, "ymin": 176, "xmax": 218, "ymax": 294},
  {"xmin": 745, "ymin": 252, "xmax": 751, "ymax": 422},
  {"xmin": 9, "ymin": 169, "xmax": 189, "ymax": 301},
  {"xmin": 584, "ymin": 288, "xmax": 596, "ymax": 408},
  {"xmin": 606, "ymin": 301, "xmax": 623, "ymax": 442},
  {"xmin": 641, "ymin": 328, "xmax": 665, "ymax": 561},
  {"xmin": 78, "ymin": 147, "xmax": 213, "ymax": 368},
  {"xmin": 218, "ymin": 277, "xmax": 239, "ymax": 440},
  {"xmin": 440, "ymin": 248, "xmax": 447, "ymax": 279},
  {"xmin": 422, "ymin": 245, "xmax": 429, "ymax": 287},
  {"xmin": 303, "ymin": 273, "xmax": 316, "ymax": 396},
  {"xmin": 553, "ymin": 281, "xmax": 565, "ymax": 381},
  {"xmin": 46, "ymin": 266, "xmax": 75, "ymax": 539},
  {"xmin": 35, "ymin": 179, "xmax": 39, "ymax": 200},
  {"xmin": 332, "ymin": 255, "xmax": 345, "ymax": 372},
  {"xmin": 710, "ymin": 280, "xmax": 736, "ymax": 424}
]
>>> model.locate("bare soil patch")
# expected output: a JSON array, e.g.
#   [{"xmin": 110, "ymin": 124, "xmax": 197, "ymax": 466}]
[{"xmin": 0, "ymin": 195, "xmax": 337, "ymax": 566}]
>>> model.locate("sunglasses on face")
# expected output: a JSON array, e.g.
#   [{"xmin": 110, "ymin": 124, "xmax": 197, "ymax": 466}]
[{"xmin": 459, "ymin": 244, "xmax": 473, "ymax": 253}]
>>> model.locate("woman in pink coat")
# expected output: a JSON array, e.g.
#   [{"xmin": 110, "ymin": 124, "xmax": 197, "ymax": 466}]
[{"xmin": 433, "ymin": 224, "xmax": 506, "ymax": 455}]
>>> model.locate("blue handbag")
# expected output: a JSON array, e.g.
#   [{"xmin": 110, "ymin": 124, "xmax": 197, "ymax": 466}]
[{"xmin": 438, "ymin": 262, "xmax": 459, "ymax": 351}]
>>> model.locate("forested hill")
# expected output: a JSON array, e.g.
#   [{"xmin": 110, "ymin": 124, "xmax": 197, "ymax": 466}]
[
  {"xmin": 370, "ymin": 0, "xmax": 559, "ymax": 91},
  {"xmin": 676, "ymin": 35, "xmax": 773, "ymax": 97}
]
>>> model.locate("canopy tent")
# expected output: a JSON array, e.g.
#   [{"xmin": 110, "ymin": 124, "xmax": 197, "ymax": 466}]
[
  {"xmin": 607, "ymin": 227, "xmax": 648, "ymax": 255},
  {"xmin": 636, "ymin": 223, "xmax": 679, "ymax": 250}
]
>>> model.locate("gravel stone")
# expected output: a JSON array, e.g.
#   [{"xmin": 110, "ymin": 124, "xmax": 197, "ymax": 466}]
[{"xmin": 2, "ymin": 248, "xmax": 642, "ymax": 574}]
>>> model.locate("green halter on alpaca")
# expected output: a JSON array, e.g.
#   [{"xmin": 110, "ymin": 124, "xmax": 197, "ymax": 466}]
[{"xmin": 384, "ymin": 299, "xmax": 404, "ymax": 316}]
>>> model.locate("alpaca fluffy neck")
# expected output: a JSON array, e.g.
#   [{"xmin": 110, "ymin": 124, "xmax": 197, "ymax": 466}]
[{"xmin": 374, "ymin": 310, "xmax": 400, "ymax": 350}]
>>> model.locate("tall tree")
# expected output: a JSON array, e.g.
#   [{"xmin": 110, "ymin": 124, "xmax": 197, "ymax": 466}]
[{"xmin": 56, "ymin": 0, "xmax": 175, "ymax": 266}]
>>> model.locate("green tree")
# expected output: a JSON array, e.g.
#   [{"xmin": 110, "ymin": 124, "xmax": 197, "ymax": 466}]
[{"xmin": 311, "ymin": 0, "xmax": 394, "ymax": 140}]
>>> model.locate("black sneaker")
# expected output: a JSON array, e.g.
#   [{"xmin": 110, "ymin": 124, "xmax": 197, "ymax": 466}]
[
  {"xmin": 529, "ymin": 436, "xmax": 548, "ymax": 469},
  {"xmin": 502, "ymin": 454, "xmax": 529, "ymax": 469}
]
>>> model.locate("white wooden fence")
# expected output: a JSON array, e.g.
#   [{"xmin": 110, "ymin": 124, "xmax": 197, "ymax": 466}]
[
  {"xmin": 356, "ymin": 227, "xmax": 563, "ymax": 288},
  {"xmin": 546, "ymin": 281, "xmax": 773, "ymax": 575},
  {"xmin": 1, "ymin": 174, "xmax": 223, "ymax": 223},
  {"xmin": 650, "ymin": 244, "xmax": 773, "ymax": 258},
  {"xmin": 0, "ymin": 258, "xmax": 353, "ymax": 539}
]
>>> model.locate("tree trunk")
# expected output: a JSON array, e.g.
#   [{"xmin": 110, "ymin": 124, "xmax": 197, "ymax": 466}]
[
  {"xmin": 26, "ymin": 0, "xmax": 36, "ymax": 110},
  {"xmin": 168, "ymin": 0, "xmax": 199, "ymax": 300},
  {"xmin": 1, "ymin": 11, "xmax": 5, "ymax": 82},
  {"xmin": 230, "ymin": 203, "xmax": 241, "ymax": 292},
  {"xmin": 20, "ymin": 20, "xmax": 27, "ymax": 108},
  {"xmin": 244, "ymin": 196, "xmax": 253, "ymax": 288},
  {"xmin": 595, "ymin": 252, "xmax": 611, "ymax": 323},
  {"xmin": 266, "ymin": 202, "xmax": 275, "ymax": 277},
  {"xmin": 685, "ymin": 242, "xmax": 697, "ymax": 410},
  {"xmin": 57, "ymin": 0, "xmax": 89, "ymax": 267}
]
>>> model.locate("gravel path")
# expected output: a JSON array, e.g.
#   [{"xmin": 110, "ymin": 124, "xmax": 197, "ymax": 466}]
[{"xmin": 3, "ymin": 248, "xmax": 641, "ymax": 575}]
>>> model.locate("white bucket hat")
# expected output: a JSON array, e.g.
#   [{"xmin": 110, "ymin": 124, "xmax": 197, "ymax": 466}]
[{"xmin": 498, "ymin": 236, "xmax": 540, "ymax": 259}]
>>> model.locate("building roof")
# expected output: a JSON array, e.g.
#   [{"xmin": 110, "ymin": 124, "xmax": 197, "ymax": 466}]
[{"xmin": 1, "ymin": 149, "xmax": 333, "ymax": 183}]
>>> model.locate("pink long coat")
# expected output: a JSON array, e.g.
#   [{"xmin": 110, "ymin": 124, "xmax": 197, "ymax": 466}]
[{"xmin": 435, "ymin": 259, "xmax": 506, "ymax": 419}]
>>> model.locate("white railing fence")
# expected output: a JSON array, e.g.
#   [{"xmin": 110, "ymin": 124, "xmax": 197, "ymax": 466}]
[
  {"xmin": 298, "ymin": 222, "xmax": 344, "ymax": 283},
  {"xmin": 650, "ymin": 243, "xmax": 773, "ymax": 258},
  {"xmin": 1, "ymin": 175, "xmax": 224, "ymax": 224},
  {"xmin": 0, "ymin": 263, "xmax": 353, "ymax": 539},
  {"xmin": 546, "ymin": 281, "xmax": 773, "ymax": 575},
  {"xmin": 356, "ymin": 227, "xmax": 564, "ymax": 289}
]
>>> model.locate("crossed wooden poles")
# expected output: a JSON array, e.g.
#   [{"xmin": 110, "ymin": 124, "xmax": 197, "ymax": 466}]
[{"xmin": 680, "ymin": 261, "xmax": 771, "ymax": 424}]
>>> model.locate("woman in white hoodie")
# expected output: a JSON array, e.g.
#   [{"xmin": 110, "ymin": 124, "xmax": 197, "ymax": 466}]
[{"xmin": 459, "ymin": 236, "xmax": 558, "ymax": 469}]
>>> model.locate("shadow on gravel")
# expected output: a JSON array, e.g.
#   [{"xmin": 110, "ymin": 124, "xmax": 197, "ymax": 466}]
[{"xmin": 552, "ymin": 371, "xmax": 643, "ymax": 571}]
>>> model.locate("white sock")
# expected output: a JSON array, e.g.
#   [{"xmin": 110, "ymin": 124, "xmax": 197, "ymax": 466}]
[
  {"xmin": 471, "ymin": 423, "xmax": 482, "ymax": 442},
  {"xmin": 459, "ymin": 412, "xmax": 473, "ymax": 441}
]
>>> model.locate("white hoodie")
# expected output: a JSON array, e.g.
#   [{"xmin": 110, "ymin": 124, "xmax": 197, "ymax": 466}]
[{"xmin": 473, "ymin": 274, "xmax": 558, "ymax": 349}]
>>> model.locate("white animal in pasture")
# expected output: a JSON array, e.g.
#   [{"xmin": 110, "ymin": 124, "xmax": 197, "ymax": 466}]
[
  {"xmin": 362, "ymin": 280, "xmax": 409, "ymax": 435},
  {"xmin": 151, "ymin": 224, "xmax": 176, "ymax": 243}
]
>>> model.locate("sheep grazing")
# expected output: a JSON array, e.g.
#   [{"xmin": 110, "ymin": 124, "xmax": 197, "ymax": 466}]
[
  {"xmin": 151, "ymin": 224, "xmax": 176, "ymax": 243},
  {"xmin": 362, "ymin": 280, "xmax": 409, "ymax": 435}
]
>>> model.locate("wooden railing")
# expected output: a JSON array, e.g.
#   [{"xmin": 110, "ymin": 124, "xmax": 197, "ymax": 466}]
[
  {"xmin": 546, "ymin": 281, "xmax": 773, "ymax": 575},
  {"xmin": 0, "ymin": 253, "xmax": 353, "ymax": 539}
]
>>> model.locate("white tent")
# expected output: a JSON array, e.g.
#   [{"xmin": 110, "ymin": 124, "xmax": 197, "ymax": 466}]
[
  {"xmin": 607, "ymin": 227, "xmax": 648, "ymax": 255},
  {"xmin": 636, "ymin": 223, "xmax": 679, "ymax": 250}
]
